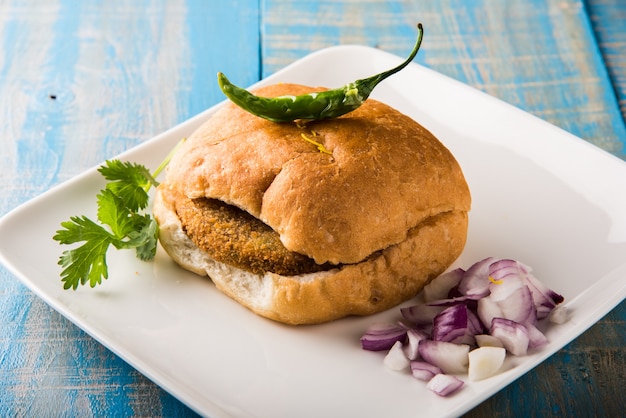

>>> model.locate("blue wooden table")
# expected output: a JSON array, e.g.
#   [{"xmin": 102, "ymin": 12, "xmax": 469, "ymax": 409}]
[{"xmin": 1, "ymin": 1, "xmax": 624, "ymax": 416}]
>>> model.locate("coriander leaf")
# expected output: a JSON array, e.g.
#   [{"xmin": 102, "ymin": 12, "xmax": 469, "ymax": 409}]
[
  {"xmin": 96, "ymin": 188, "xmax": 136, "ymax": 238},
  {"xmin": 54, "ymin": 216, "xmax": 116, "ymax": 289},
  {"xmin": 98, "ymin": 160, "xmax": 155, "ymax": 211},
  {"xmin": 130, "ymin": 217, "xmax": 159, "ymax": 261},
  {"xmin": 54, "ymin": 139, "xmax": 184, "ymax": 289}
]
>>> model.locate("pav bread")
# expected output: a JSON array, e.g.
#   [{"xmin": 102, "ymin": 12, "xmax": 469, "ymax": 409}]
[{"xmin": 153, "ymin": 83, "xmax": 471, "ymax": 325}]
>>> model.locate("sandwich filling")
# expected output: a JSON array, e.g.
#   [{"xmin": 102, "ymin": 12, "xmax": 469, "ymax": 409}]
[{"xmin": 174, "ymin": 191, "xmax": 337, "ymax": 275}]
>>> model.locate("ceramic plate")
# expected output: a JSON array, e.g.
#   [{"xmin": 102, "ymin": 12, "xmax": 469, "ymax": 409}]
[{"xmin": 1, "ymin": 46, "xmax": 625, "ymax": 417}]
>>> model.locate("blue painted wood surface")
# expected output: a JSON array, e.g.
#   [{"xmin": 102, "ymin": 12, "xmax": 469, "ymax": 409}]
[
  {"xmin": 0, "ymin": 0, "xmax": 624, "ymax": 416},
  {"xmin": 585, "ymin": 0, "xmax": 626, "ymax": 120}
]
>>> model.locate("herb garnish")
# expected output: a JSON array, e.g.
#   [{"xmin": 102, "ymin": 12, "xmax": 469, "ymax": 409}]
[{"xmin": 54, "ymin": 140, "xmax": 183, "ymax": 289}]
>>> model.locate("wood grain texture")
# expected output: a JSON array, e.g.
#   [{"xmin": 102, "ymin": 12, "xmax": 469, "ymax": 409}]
[
  {"xmin": 262, "ymin": 0, "xmax": 626, "ymax": 158},
  {"xmin": 585, "ymin": 0, "xmax": 626, "ymax": 121},
  {"xmin": 0, "ymin": 0, "xmax": 257, "ymax": 416},
  {"xmin": 0, "ymin": 0, "xmax": 624, "ymax": 416}
]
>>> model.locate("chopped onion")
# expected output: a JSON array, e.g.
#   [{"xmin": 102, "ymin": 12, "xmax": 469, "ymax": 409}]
[
  {"xmin": 431, "ymin": 304, "xmax": 481, "ymax": 345},
  {"xmin": 423, "ymin": 268, "xmax": 465, "ymax": 302},
  {"xmin": 403, "ymin": 328, "xmax": 428, "ymax": 360},
  {"xmin": 497, "ymin": 285, "xmax": 537, "ymax": 326},
  {"xmin": 360, "ymin": 257, "xmax": 565, "ymax": 394},
  {"xmin": 426, "ymin": 295, "xmax": 474, "ymax": 307},
  {"xmin": 427, "ymin": 374, "xmax": 464, "ymax": 397},
  {"xmin": 549, "ymin": 305, "xmax": 570, "ymax": 324},
  {"xmin": 400, "ymin": 303, "xmax": 443, "ymax": 326},
  {"xmin": 384, "ymin": 341, "xmax": 410, "ymax": 371},
  {"xmin": 432, "ymin": 304, "xmax": 469, "ymax": 343},
  {"xmin": 360, "ymin": 323, "xmax": 407, "ymax": 351},
  {"xmin": 477, "ymin": 296, "xmax": 503, "ymax": 330},
  {"xmin": 418, "ymin": 340, "xmax": 470, "ymax": 374},
  {"xmin": 475, "ymin": 334, "xmax": 504, "ymax": 348},
  {"xmin": 410, "ymin": 361, "xmax": 443, "ymax": 381},
  {"xmin": 489, "ymin": 318, "xmax": 529, "ymax": 356},
  {"xmin": 489, "ymin": 258, "xmax": 526, "ymax": 282},
  {"xmin": 525, "ymin": 272, "xmax": 565, "ymax": 319},
  {"xmin": 467, "ymin": 308, "xmax": 484, "ymax": 336},
  {"xmin": 468, "ymin": 346, "xmax": 506, "ymax": 381},
  {"xmin": 488, "ymin": 260, "xmax": 525, "ymax": 301},
  {"xmin": 526, "ymin": 323, "xmax": 549, "ymax": 349},
  {"xmin": 457, "ymin": 257, "xmax": 494, "ymax": 299}
]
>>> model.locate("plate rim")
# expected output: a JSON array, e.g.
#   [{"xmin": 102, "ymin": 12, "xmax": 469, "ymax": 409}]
[{"xmin": 1, "ymin": 44, "xmax": 625, "ymax": 417}]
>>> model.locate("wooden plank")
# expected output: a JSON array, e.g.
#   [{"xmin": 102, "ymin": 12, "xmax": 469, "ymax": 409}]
[
  {"xmin": 0, "ymin": 0, "xmax": 257, "ymax": 416},
  {"xmin": 262, "ymin": 0, "xmax": 626, "ymax": 159},
  {"xmin": 586, "ymin": 0, "xmax": 626, "ymax": 122}
]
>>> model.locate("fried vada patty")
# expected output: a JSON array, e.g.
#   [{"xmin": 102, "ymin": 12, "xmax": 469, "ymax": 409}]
[{"xmin": 174, "ymin": 193, "xmax": 337, "ymax": 276}]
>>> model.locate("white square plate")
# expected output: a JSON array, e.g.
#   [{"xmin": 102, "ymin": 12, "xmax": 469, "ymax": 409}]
[{"xmin": 1, "ymin": 46, "xmax": 625, "ymax": 417}]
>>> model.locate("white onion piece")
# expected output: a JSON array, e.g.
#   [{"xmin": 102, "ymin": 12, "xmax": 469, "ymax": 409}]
[
  {"xmin": 457, "ymin": 257, "xmax": 494, "ymax": 299},
  {"xmin": 525, "ymin": 272, "xmax": 565, "ymax": 319},
  {"xmin": 400, "ymin": 303, "xmax": 444, "ymax": 326},
  {"xmin": 404, "ymin": 328, "xmax": 428, "ymax": 360},
  {"xmin": 475, "ymin": 334, "xmax": 504, "ymax": 348},
  {"xmin": 549, "ymin": 305, "xmax": 570, "ymax": 324},
  {"xmin": 360, "ymin": 323, "xmax": 407, "ymax": 351},
  {"xmin": 497, "ymin": 285, "xmax": 537, "ymax": 326},
  {"xmin": 418, "ymin": 340, "xmax": 470, "ymax": 374},
  {"xmin": 468, "ymin": 346, "xmax": 506, "ymax": 381},
  {"xmin": 526, "ymin": 323, "xmax": 549, "ymax": 349},
  {"xmin": 477, "ymin": 296, "xmax": 503, "ymax": 330},
  {"xmin": 488, "ymin": 260, "xmax": 525, "ymax": 302},
  {"xmin": 384, "ymin": 341, "xmax": 410, "ymax": 371},
  {"xmin": 427, "ymin": 374, "xmax": 464, "ymax": 397},
  {"xmin": 490, "ymin": 318, "xmax": 529, "ymax": 356},
  {"xmin": 423, "ymin": 268, "xmax": 465, "ymax": 302},
  {"xmin": 467, "ymin": 308, "xmax": 484, "ymax": 336},
  {"xmin": 489, "ymin": 259, "xmax": 525, "ymax": 281},
  {"xmin": 410, "ymin": 361, "xmax": 443, "ymax": 381}
]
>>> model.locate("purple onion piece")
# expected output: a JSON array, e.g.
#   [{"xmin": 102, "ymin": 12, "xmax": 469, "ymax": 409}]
[
  {"xmin": 410, "ymin": 360, "xmax": 443, "ymax": 381},
  {"xmin": 477, "ymin": 296, "xmax": 503, "ymax": 331},
  {"xmin": 404, "ymin": 328, "xmax": 429, "ymax": 360},
  {"xmin": 360, "ymin": 323, "xmax": 407, "ymax": 351},
  {"xmin": 488, "ymin": 259, "xmax": 528, "ymax": 281},
  {"xmin": 467, "ymin": 307, "xmax": 485, "ymax": 336},
  {"xmin": 384, "ymin": 341, "xmax": 410, "ymax": 370},
  {"xmin": 426, "ymin": 295, "xmax": 474, "ymax": 307},
  {"xmin": 488, "ymin": 273, "xmax": 525, "ymax": 302},
  {"xmin": 524, "ymin": 273, "xmax": 564, "ymax": 319},
  {"xmin": 526, "ymin": 323, "xmax": 549, "ymax": 349},
  {"xmin": 497, "ymin": 284, "xmax": 537, "ymax": 326},
  {"xmin": 422, "ymin": 268, "xmax": 465, "ymax": 302},
  {"xmin": 432, "ymin": 304, "xmax": 469, "ymax": 344},
  {"xmin": 418, "ymin": 340, "xmax": 469, "ymax": 374},
  {"xmin": 427, "ymin": 374, "xmax": 465, "ymax": 397},
  {"xmin": 457, "ymin": 257, "xmax": 494, "ymax": 299},
  {"xmin": 400, "ymin": 303, "xmax": 444, "ymax": 326},
  {"xmin": 489, "ymin": 317, "xmax": 529, "ymax": 356}
]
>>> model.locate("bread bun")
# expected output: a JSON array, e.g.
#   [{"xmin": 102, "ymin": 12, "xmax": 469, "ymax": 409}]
[{"xmin": 154, "ymin": 83, "xmax": 471, "ymax": 324}]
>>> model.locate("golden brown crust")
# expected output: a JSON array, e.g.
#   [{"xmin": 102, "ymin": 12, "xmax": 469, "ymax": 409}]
[{"xmin": 163, "ymin": 83, "xmax": 471, "ymax": 265}]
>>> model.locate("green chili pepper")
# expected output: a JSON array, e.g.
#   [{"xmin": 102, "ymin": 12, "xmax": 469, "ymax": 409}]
[{"xmin": 217, "ymin": 23, "xmax": 424, "ymax": 123}]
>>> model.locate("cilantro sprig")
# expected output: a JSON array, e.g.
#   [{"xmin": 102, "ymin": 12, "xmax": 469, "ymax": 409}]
[{"xmin": 54, "ymin": 140, "xmax": 183, "ymax": 290}]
